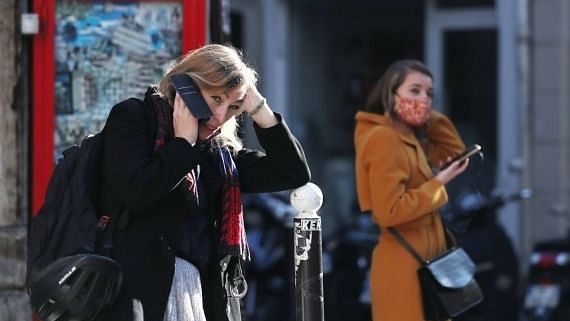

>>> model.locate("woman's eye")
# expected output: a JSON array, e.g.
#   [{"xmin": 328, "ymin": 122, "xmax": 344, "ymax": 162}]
[
  {"xmin": 410, "ymin": 88, "xmax": 420, "ymax": 95},
  {"xmin": 427, "ymin": 91, "xmax": 434, "ymax": 98},
  {"xmin": 229, "ymin": 105, "xmax": 240, "ymax": 111},
  {"xmin": 213, "ymin": 96, "xmax": 222, "ymax": 104}
]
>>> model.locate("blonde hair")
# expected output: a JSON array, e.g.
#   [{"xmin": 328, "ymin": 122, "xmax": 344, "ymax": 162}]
[{"xmin": 157, "ymin": 44, "xmax": 258, "ymax": 151}]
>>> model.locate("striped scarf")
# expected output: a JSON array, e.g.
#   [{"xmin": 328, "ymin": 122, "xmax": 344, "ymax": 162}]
[{"xmin": 217, "ymin": 147, "xmax": 250, "ymax": 262}]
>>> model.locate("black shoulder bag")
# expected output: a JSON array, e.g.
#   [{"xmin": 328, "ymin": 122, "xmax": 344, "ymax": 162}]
[{"xmin": 387, "ymin": 227, "xmax": 484, "ymax": 321}]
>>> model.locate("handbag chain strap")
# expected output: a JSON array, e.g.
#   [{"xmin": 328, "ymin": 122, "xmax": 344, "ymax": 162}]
[{"xmin": 387, "ymin": 227, "xmax": 427, "ymax": 265}]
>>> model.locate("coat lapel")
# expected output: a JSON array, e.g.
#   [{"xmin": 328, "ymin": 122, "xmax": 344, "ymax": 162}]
[{"xmin": 395, "ymin": 130, "xmax": 433, "ymax": 181}]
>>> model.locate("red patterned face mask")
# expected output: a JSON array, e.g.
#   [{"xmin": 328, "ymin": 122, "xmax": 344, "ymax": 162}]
[{"xmin": 394, "ymin": 95, "xmax": 431, "ymax": 127}]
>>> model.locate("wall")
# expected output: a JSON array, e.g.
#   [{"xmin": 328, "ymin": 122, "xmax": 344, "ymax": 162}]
[
  {"xmin": 530, "ymin": 0, "xmax": 570, "ymax": 244},
  {"xmin": 0, "ymin": 0, "xmax": 32, "ymax": 320}
]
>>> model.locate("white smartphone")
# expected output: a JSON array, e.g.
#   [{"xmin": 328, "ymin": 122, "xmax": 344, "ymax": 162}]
[{"xmin": 441, "ymin": 144, "xmax": 482, "ymax": 170}]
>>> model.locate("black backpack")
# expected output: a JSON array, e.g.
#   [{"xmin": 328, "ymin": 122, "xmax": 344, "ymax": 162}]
[{"xmin": 27, "ymin": 131, "xmax": 117, "ymax": 281}]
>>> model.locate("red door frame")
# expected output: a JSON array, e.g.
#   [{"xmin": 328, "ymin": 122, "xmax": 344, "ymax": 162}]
[{"xmin": 31, "ymin": 0, "xmax": 206, "ymax": 215}]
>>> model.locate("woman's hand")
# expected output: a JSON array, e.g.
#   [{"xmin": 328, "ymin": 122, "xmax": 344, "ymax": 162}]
[
  {"xmin": 173, "ymin": 92, "xmax": 198, "ymax": 145},
  {"xmin": 242, "ymin": 83, "xmax": 278, "ymax": 128},
  {"xmin": 242, "ymin": 84, "xmax": 264, "ymax": 114},
  {"xmin": 434, "ymin": 157, "xmax": 469, "ymax": 185}
]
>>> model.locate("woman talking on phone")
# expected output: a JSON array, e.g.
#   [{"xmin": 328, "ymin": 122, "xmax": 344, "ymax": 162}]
[
  {"xmin": 99, "ymin": 44, "xmax": 310, "ymax": 321},
  {"xmin": 354, "ymin": 60, "xmax": 468, "ymax": 320}
]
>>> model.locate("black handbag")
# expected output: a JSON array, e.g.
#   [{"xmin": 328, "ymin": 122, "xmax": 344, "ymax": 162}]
[{"xmin": 387, "ymin": 227, "xmax": 483, "ymax": 321}]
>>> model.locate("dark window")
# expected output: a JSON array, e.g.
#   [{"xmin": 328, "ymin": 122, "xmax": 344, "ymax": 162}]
[
  {"xmin": 230, "ymin": 12, "xmax": 243, "ymax": 50},
  {"xmin": 444, "ymin": 29, "xmax": 497, "ymax": 201},
  {"xmin": 437, "ymin": 0, "xmax": 494, "ymax": 8}
]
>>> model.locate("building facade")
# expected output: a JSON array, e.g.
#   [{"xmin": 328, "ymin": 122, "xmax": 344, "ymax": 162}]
[
  {"xmin": 1, "ymin": 0, "xmax": 569, "ymax": 319},
  {"xmin": 0, "ymin": 0, "xmax": 32, "ymax": 319},
  {"xmin": 231, "ymin": 0, "xmax": 570, "ymax": 272}
]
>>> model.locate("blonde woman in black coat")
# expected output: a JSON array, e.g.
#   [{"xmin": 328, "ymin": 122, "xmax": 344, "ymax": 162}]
[{"xmin": 98, "ymin": 44, "xmax": 311, "ymax": 321}]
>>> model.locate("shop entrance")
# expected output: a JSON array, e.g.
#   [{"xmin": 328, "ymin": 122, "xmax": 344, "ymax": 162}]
[{"xmin": 290, "ymin": 0, "xmax": 426, "ymax": 238}]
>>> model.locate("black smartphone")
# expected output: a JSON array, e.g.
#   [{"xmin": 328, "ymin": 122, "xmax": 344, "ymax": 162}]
[
  {"xmin": 170, "ymin": 74, "xmax": 212, "ymax": 124},
  {"xmin": 440, "ymin": 144, "xmax": 482, "ymax": 170}
]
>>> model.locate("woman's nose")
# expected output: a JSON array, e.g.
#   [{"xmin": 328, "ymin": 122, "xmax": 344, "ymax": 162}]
[{"xmin": 212, "ymin": 108, "xmax": 229, "ymax": 125}]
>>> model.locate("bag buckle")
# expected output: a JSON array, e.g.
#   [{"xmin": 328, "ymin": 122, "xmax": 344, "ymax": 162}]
[{"xmin": 220, "ymin": 256, "xmax": 248, "ymax": 299}]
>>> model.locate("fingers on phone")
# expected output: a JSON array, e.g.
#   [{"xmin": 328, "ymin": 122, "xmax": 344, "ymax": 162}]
[
  {"xmin": 458, "ymin": 158, "xmax": 469, "ymax": 171},
  {"xmin": 174, "ymin": 93, "xmax": 184, "ymax": 110},
  {"xmin": 439, "ymin": 157, "xmax": 452, "ymax": 169}
]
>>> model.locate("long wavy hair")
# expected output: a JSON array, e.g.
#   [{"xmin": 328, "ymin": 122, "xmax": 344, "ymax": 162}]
[{"xmin": 157, "ymin": 44, "xmax": 258, "ymax": 151}]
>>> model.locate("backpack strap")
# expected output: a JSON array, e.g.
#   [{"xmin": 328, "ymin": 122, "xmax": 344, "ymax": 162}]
[
  {"xmin": 95, "ymin": 215, "xmax": 113, "ymax": 256},
  {"xmin": 96, "ymin": 205, "xmax": 127, "ymax": 257}
]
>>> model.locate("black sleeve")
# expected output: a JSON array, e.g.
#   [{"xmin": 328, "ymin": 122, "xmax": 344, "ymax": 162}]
[
  {"xmin": 236, "ymin": 113, "xmax": 311, "ymax": 193},
  {"xmin": 102, "ymin": 99, "xmax": 203, "ymax": 213}
]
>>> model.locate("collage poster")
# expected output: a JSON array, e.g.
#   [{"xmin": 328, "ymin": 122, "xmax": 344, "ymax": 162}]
[{"xmin": 55, "ymin": 1, "xmax": 183, "ymax": 160}]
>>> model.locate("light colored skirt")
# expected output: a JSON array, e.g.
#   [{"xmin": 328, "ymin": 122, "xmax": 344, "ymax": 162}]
[{"xmin": 163, "ymin": 257, "xmax": 207, "ymax": 321}]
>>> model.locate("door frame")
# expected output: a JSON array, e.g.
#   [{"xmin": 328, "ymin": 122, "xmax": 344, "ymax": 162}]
[{"xmin": 424, "ymin": 0, "xmax": 524, "ymax": 255}]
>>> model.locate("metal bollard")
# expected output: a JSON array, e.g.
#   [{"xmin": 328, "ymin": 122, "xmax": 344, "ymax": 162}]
[{"xmin": 290, "ymin": 183, "xmax": 324, "ymax": 321}]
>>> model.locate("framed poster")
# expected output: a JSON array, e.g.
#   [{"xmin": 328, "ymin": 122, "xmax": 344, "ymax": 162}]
[{"xmin": 32, "ymin": 0, "xmax": 206, "ymax": 214}]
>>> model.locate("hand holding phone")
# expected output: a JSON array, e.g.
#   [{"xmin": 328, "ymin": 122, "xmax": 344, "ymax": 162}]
[
  {"xmin": 170, "ymin": 74, "xmax": 212, "ymax": 123},
  {"xmin": 440, "ymin": 144, "xmax": 482, "ymax": 170}
]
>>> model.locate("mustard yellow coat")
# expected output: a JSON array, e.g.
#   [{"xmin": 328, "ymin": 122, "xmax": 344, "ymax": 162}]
[{"xmin": 354, "ymin": 111, "xmax": 465, "ymax": 321}]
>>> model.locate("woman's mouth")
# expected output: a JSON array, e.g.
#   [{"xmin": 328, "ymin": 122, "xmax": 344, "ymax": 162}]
[{"xmin": 199, "ymin": 123, "xmax": 221, "ymax": 140}]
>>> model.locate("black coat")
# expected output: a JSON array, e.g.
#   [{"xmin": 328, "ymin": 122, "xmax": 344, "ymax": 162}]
[{"xmin": 98, "ymin": 95, "xmax": 311, "ymax": 321}]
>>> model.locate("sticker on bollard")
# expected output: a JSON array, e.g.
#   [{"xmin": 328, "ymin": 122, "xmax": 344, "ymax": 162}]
[
  {"xmin": 296, "ymin": 218, "xmax": 322, "ymax": 231},
  {"xmin": 294, "ymin": 229, "xmax": 311, "ymax": 270},
  {"xmin": 293, "ymin": 217, "xmax": 322, "ymax": 272}
]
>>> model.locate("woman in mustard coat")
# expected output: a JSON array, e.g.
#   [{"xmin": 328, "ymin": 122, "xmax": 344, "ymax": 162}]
[{"xmin": 354, "ymin": 60, "xmax": 468, "ymax": 321}]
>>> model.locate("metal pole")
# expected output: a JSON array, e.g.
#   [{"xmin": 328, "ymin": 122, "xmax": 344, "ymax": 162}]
[{"xmin": 290, "ymin": 183, "xmax": 324, "ymax": 321}]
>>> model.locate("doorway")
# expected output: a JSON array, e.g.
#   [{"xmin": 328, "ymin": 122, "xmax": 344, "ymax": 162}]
[{"xmin": 290, "ymin": 0, "xmax": 425, "ymax": 239}]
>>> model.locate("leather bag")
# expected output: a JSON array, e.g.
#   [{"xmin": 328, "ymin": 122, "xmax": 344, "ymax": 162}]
[{"xmin": 388, "ymin": 228, "xmax": 483, "ymax": 321}]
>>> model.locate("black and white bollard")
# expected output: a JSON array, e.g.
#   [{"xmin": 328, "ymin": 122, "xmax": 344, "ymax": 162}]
[{"xmin": 290, "ymin": 183, "xmax": 324, "ymax": 321}]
